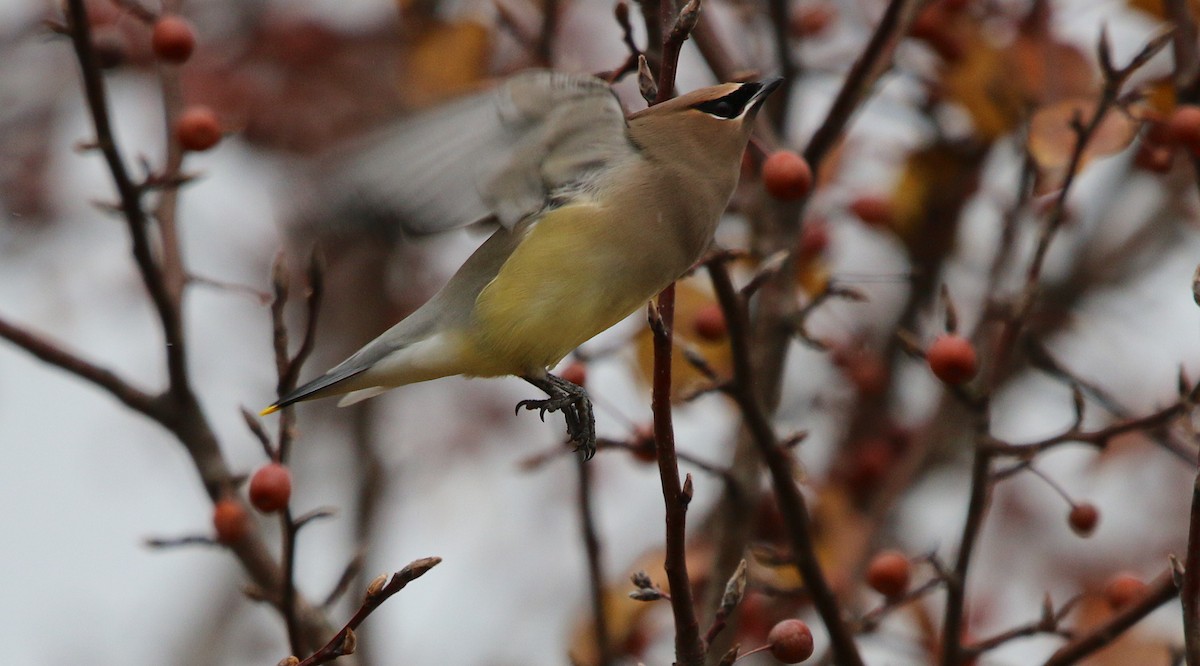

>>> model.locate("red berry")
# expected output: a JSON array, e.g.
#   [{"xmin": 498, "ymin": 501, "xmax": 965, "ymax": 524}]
[
  {"xmin": 559, "ymin": 361, "xmax": 587, "ymax": 387},
  {"xmin": 91, "ymin": 27, "xmax": 127, "ymax": 69},
  {"xmin": 151, "ymin": 15, "xmax": 196, "ymax": 63},
  {"xmin": 213, "ymin": 499, "xmax": 249, "ymax": 544},
  {"xmin": 797, "ymin": 219, "xmax": 830, "ymax": 259},
  {"xmin": 849, "ymin": 196, "xmax": 894, "ymax": 228},
  {"xmin": 176, "ymin": 106, "xmax": 221, "ymax": 151},
  {"xmin": 927, "ymin": 334, "xmax": 978, "ymax": 385},
  {"xmin": 789, "ymin": 4, "xmax": 837, "ymax": 37},
  {"xmin": 1104, "ymin": 573, "xmax": 1147, "ymax": 610},
  {"xmin": 866, "ymin": 550, "xmax": 911, "ymax": 598},
  {"xmin": 1167, "ymin": 105, "xmax": 1200, "ymax": 152},
  {"xmin": 1068, "ymin": 503, "xmax": 1099, "ymax": 537},
  {"xmin": 762, "ymin": 150, "xmax": 814, "ymax": 201},
  {"xmin": 249, "ymin": 463, "xmax": 292, "ymax": 513},
  {"xmin": 908, "ymin": 5, "xmax": 964, "ymax": 61},
  {"xmin": 1144, "ymin": 115, "xmax": 1173, "ymax": 146},
  {"xmin": 845, "ymin": 438, "xmax": 892, "ymax": 492},
  {"xmin": 1134, "ymin": 143, "xmax": 1175, "ymax": 174},
  {"xmin": 767, "ymin": 619, "xmax": 814, "ymax": 663},
  {"xmin": 629, "ymin": 424, "xmax": 657, "ymax": 463},
  {"xmin": 692, "ymin": 302, "xmax": 728, "ymax": 341}
]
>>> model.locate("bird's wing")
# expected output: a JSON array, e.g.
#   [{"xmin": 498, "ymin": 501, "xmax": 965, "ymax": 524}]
[{"xmin": 320, "ymin": 70, "xmax": 634, "ymax": 235}]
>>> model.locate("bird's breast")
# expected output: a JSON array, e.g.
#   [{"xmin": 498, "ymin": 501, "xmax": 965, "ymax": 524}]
[{"xmin": 466, "ymin": 194, "xmax": 707, "ymax": 374}]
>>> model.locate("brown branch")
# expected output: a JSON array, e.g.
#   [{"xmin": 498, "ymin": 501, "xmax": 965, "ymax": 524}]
[
  {"xmin": 939, "ymin": 32, "xmax": 1173, "ymax": 666},
  {"xmin": 0, "ymin": 316, "xmax": 163, "ymax": 419},
  {"xmin": 802, "ymin": 0, "xmax": 922, "ymax": 174},
  {"xmin": 653, "ymin": 0, "xmax": 699, "ymax": 105},
  {"xmin": 576, "ymin": 455, "xmax": 614, "ymax": 666},
  {"xmin": 642, "ymin": 0, "xmax": 707, "ymax": 661},
  {"xmin": 992, "ymin": 30, "xmax": 1172, "ymax": 380},
  {"xmin": 985, "ymin": 397, "xmax": 1194, "ymax": 457},
  {"xmin": 53, "ymin": 2, "xmax": 339, "ymax": 657},
  {"xmin": 65, "ymin": 0, "xmax": 189, "ymax": 396},
  {"xmin": 699, "ymin": 4, "xmax": 921, "ymax": 654},
  {"xmin": 963, "ymin": 595, "xmax": 1078, "ymax": 657},
  {"xmin": 1184, "ymin": 378, "xmax": 1200, "ymax": 665},
  {"xmin": 649, "ymin": 290, "xmax": 705, "ymax": 665},
  {"xmin": 535, "ymin": 0, "xmax": 559, "ymax": 66},
  {"xmin": 706, "ymin": 260, "xmax": 864, "ymax": 666},
  {"xmin": 1041, "ymin": 571, "xmax": 1179, "ymax": 666},
  {"xmin": 294, "ymin": 557, "xmax": 442, "ymax": 666}
]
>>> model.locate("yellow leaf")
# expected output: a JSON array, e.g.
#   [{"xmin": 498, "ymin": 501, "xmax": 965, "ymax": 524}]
[
  {"xmin": 632, "ymin": 277, "xmax": 735, "ymax": 402},
  {"xmin": 942, "ymin": 39, "xmax": 1027, "ymax": 140},
  {"xmin": 401, "ymin": 20, "xmax": 491, "ymax": 107}
]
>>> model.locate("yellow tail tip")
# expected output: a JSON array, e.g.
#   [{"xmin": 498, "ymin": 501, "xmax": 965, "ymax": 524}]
[{"xmin": 259, "ymin": 405, "xmax": 280, "ymax": 417}]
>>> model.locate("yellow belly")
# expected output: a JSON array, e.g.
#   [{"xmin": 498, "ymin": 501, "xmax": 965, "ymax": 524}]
[{"xmin": 467, "ymin": 203, "xmax": 677, "ymax": 375}]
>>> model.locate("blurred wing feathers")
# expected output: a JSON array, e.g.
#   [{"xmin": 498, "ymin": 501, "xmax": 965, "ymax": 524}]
[{"xmin": 323, "ymin": 71, "xmax": 633, "ymax": 235}]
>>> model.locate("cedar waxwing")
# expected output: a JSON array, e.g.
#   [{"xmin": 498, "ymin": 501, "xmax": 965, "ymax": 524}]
[{"xmin": 261, "ymin": 70, "xmax": 781, "ymax": 458}]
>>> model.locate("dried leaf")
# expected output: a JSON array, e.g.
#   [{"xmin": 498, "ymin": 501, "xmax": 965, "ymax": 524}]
[
  {"xmin": 632, "ymin": 277, "xmax": 734, "ymax": 402},
  {"xmin": 1027, "ymin": 99, "xmax": 1138, "ymax": 193}
]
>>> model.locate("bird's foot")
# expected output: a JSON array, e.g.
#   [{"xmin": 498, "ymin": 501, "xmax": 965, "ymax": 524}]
[{"xmin": 519, "ymin": 374, "xmax": 596, "ymax": 460}]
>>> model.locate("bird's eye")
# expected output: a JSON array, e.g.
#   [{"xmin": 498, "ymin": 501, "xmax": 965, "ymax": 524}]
[{"xmin": 694, "ymin": 97, "xmax": 740, "ymax": 119}]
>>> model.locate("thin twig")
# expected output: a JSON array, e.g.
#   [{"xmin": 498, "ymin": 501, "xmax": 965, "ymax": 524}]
[
  {"xmin": 576, "ymin": 455, "xmax": 613, "ymax": 665},
  {"xmin": 707, "ymin": 260, "xmax": 864, "ymax": 666},
  {"xmin": 64, "ymin": 0, "xmax": 189, "ymax": 395},
  {"xmin": 294, "ymin": 557, "xmax": 442, "ymax": 666},
  {"xmin": 0, "ymin": 316, "xmax": 163, "ymax": 419},
  {"xmin": 802, "ymin": 0, "xmax": 923, "ymax": 174},
  {"xmin": 1041, "ymin": 570, "xmax": 1179, "ymax": 666},
  {"xmin": 940, "ymin": 32, "xmax": 1173, "ymax": 666},
  {"xmin": 645, "ymin": 0, "xmax": 707, "ymax": 661}
]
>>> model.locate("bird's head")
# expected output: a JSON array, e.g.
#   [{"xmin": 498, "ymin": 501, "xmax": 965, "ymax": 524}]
[{"xmin": 628, "ymin": 78, "xmax": 782, "ymax": 174}]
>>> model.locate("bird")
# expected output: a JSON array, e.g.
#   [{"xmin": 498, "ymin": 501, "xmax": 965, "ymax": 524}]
[{"xmin": 260, "ymin": 69, "xmax": 781, "ymax": 459}]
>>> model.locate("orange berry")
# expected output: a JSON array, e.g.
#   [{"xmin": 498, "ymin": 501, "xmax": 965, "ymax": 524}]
[
  {"xmin": 176, "ymin": 106, "xmax": 221, "ymax": 151},
  {"xmin": 1104, "ymin": 573, "xmax": 1147, "ymax": 610},
  {"xmin": 1167, "ymin": 105, "xmax": 1200, "ymax": 152},
  {"xmin": 866, "ymin": 550, "xmax": 911, "ymax": 598},
  {"xmin": 927, "ymin": 334, "xmax": 977, "ymax": 385},
  {"xmin": 767, "ymin": 619, "xmax": 814, "ymax": 663},
  {"xmin": 849, "ymin": 196, "xmax": 894, "ymax": 228},
  {"xmin": 559, "ymin": 361, "xmax": 587, "ymax": 387},
  {"xmin": 248, "ymin": 463, "xmax": 292, "ymax": 513},
  {"xmin": 1068, "ymin": 503, "xmax": 1099, "ymax": 537},
  {"xmin": 692, "ymin": 302, "xmax": 728, "ymax": 341},
  {"xmin": 789, "ymin": 4, "xmax": 837, "ymax": 37},
  {"xmin": 763, "ymin": 150, "xmax": 814, "ymax": 201},
  {"xmin": 151, "ymin": 15, "xmax": 196, "ymax": 63},
  {"xmin": 213, "ymin": 499, "xmax": 249, "ymax": 544}
]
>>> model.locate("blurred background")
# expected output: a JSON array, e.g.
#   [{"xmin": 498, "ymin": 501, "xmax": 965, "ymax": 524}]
[{"xmin": 2, "ymin": 0, "xmax": 1200, "ymax": 664}]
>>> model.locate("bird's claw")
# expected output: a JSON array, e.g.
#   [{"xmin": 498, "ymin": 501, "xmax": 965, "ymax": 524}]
[{"xmin": 518, "ymin": 374, "xmax": 597, "ymax": 461}]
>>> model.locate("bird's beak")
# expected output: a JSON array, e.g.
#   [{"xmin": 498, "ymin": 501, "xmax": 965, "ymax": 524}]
[{"xmin": 746, "ymin": 77, "xmax": 783, "ymax": 116}]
